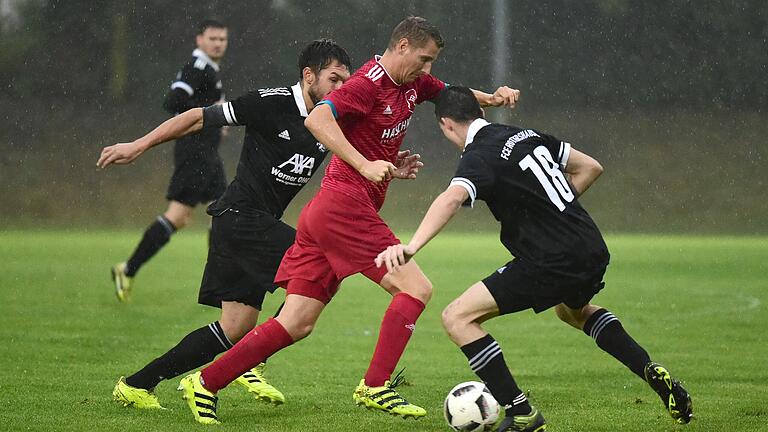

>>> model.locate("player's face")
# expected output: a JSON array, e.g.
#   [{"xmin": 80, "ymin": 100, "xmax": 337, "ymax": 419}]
[
  {"xmin": 196, "ymin": 28, "xmax": 228, "ymax": 61},
  {"xmin": 400, "ymin": 38, "xmax": 441, "ymax": 83},
  {"xmin": 308, "ymin": 60, "xmax": 350, "ymax": 104}
]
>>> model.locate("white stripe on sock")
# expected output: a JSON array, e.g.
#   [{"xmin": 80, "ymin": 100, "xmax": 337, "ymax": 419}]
[
  {"xmin": 468, "ymin": 341, "xmax": 500, "ymax": 369},
  {"xmin": 471, "ymin": 344, "xmax": 502, "ymax": 372},
  {"xmin": 208, "ymin": 323, "xmax": 231, "ymax": 350},
  {"xmin": 590, "ymin": 313, "xmax": 618, "ymax": 340}
]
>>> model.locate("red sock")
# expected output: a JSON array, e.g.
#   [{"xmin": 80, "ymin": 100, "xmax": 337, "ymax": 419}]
[
  {"xmin": 364, "ymin": 293, "xmax": 426, "ymax": 387},
  {"xmin": 200, "ymin": 318, "xmax": 293, "ymax": 393}
]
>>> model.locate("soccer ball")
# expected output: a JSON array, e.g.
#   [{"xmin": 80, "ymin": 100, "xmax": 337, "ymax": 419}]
[{"xmin": 443, "ymin": 381, "xmax": 500, "ymax": 431}]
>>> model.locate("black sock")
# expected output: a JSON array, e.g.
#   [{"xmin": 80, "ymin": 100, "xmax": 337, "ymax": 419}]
[
  {"xmin": 460, "ymin": 334, "xmax": 531, "ymax": 416},
  {"xmin": 125, "ymin": 321, "xmax": 233, "ymax": 390},
  {"xmin": 125, "ymin": 216, "xmax": 176, "ymax": 277},
  {"xmin": 583, "ymin": 308, "xmax": 651, "ymax": 379}
]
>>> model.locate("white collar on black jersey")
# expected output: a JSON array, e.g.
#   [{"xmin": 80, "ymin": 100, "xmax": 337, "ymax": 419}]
[
  {"xmin": 291, "ymin": 82, "xmax": 309, "ymax": 117},
  {"xmin": 464, "ymin": 118, "xmax": 491, "ymax": 150},
  {"xmin": 192, "ymin": 48, "xmax": 220, "ymax": 72}
]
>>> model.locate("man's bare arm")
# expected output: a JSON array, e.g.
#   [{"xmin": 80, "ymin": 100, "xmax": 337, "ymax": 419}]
[
  {"xmin": 375, "ymin": 185, "xmax": 468, "ymax": 272},
  {"xmin": 304, "ymin": 103, "xmax": 395, "ymax": 182},
  {"xmin": 564, "ymin": 148, "xmax": 603, "ymax": 197},
  {"xmin": 470, "ymin": 86, "xmax": 520, "ymax": 108},
  {"xmin": 97, "ymin": 108, "xmax": 204, "ymax": 168}
]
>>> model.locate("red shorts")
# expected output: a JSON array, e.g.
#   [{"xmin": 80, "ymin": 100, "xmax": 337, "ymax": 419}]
[{"xmin": 274, "ymin": 188, "xmax": 399, "ymax": 303}]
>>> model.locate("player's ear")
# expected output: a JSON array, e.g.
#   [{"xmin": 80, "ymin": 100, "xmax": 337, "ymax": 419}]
[
  {"xmin": 302, "ymin": 66, "xmax": 315, "ymax": 85},
  {"xmin": 195, "ymin": 34, "xmax": 204, "ymax": 47},
  {"xmin": 397, "ymin": 38, "xmax": 410, "ymax": 53}
]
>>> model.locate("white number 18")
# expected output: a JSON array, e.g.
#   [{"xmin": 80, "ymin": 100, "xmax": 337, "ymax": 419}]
[{"xmin": 518, "ymin": 146, "xmax": 574, "ymax": 211}]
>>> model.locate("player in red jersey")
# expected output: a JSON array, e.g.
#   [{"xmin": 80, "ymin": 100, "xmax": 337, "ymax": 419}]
[{"xmin": 177, "ymin": 17, "xmax": 520, "ymax": 424}]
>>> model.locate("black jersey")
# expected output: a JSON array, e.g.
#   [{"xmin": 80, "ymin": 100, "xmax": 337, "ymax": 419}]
[
  {"xmin": 206, "ymin": 83, "xmax": 329, "ymax": 218},
  {"xmin": 451, "ymin": 120, "xmax": 609, "ymax": 278},
  {"xmin": 164, "ymin": 48, "xmax": 224, "ymax": 149}
]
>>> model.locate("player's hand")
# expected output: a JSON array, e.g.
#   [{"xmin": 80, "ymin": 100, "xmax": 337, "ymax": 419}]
[
  {"xmin": 375, "ymin": 243, "xmax": 417, "ymax": 273},
  {"xmin": 489, "ymin": 86, "xmax": 520, "ymax": 108},
  {"xmin": 360, "ymin": 159, "xmax": 396, "ymax": 183},
  {"xmin": 393, "ymin": 149, "xmax": 423, "ymax": 180},
  {"xmin": 97, "ymin": 142, "xmax": 144, "ymax": 169}
]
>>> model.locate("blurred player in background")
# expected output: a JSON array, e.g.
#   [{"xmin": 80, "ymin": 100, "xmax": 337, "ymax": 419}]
[
  {"xmin": 175, "ymin": 16, "xmax": 520, "ymax": 425},
  {"xmin": 375, "ymin": 86, "xmax": 693, "ymax": 431},
  {"xmin": 111, "ymin": 19, "xmax": 229, "ymax": 302},
  {"xmin": 100, "ymin": 40, "xmax": 423, "ymax": 412}
]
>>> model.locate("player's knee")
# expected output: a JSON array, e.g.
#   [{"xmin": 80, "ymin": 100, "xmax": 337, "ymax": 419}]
[
  {"xmin": 221, "ymin": 319, "xmax": 254, "ymax": 343},
  {"xmin": 282, "ymin": 319, "xmax": 315, "ymax": 341},
  {"xmin": 409, "ymin": 278, "xmax": 433, "ymax": 304},
  {"xmin": 441, "ymin": 301, "xmax": 468, "ymax": 337}
]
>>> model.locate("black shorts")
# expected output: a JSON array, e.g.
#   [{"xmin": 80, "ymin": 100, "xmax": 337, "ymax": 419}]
[
  {"xmin": 198, "ymin": 208, "xmax": 296, "ymax": 310},
  {"xmin": 166, "ymin": 136, "xmax": 226, "ymax": 206},
  {"xmin": 483, "ymin": 258, "xmax": 607, "ymax": 315}
]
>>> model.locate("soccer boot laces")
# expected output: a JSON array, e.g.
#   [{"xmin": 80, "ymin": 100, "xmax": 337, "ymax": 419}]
[
  {"xmin": 111, "ymin": 262, "xmax": 133, "ymax": 303},
  {"xmin": 644, "ymin": 362, "xmax": 693, "ymax": 424},
  {"xmin": 498, "ymin": 406, "xmax": 547, "ymax": 432},
  {"xmin": 234, "ymin": 362, "xmax": 285, "ymax": 404},
  {"xmin": 112, "ymin": 376, "xmax": 164, "ymax": 409},
  {"xmin": 353, "ymin": 369, "xmax": 426, "ymax": 419},
  {"xmin": 180, "ymin": 372, "xmax": 220, "ymax": 425}
]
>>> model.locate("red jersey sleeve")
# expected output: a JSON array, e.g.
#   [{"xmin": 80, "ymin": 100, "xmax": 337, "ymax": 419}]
[
  {"xmin": 414, "ymin": 74, "xmax": 446, "ymax": 104},
  {"xmin": 324, "ymin": 75, "xmax": 377, "ymax": 119}
]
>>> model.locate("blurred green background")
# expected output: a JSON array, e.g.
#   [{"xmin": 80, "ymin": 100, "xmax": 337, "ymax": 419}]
[{"xmin": 1, "ymin": 0, "xmax": 765, "ymax": 233}]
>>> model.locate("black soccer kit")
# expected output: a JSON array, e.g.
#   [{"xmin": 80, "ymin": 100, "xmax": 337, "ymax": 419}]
[
  {"xmin": 197, "ymin": 83, "xmax": 330, "ymax": 309},
  {"xmin": 164, "ymin": 48, "xmax": 227, "ymax": 206},
  {"xmin": 450, "ymin": 119, "xmax": 610, "ymax": 314}
]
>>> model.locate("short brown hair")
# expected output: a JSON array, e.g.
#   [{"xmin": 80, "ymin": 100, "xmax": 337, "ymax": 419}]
[{"xmin": 388, "ymin": 16, "xmax": 444, "ymax": 49}]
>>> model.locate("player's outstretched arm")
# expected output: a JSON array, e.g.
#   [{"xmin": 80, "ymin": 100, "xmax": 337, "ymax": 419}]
[
  {"xmin": 375, "ymin": 185, "xmax": 468, "ymax": 272},
  {"xmin": 564, "ymin": 148, "xmax": 603, "ymax": 197},
  {"xmin": 470, "ymin": 86, "xmax": 520, "ymax": 108},
  {"xmin": 97, "ymin": 108, "xmax": 204, "ymax": 168},
  {"xmin": 305, "ymin": 104, "xmax": 395, "ymax": 183}
]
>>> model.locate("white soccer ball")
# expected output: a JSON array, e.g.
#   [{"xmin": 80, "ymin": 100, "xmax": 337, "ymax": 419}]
[{"xmin": 443, "ymin": 381, "xmax": 501, "ymax": 431}]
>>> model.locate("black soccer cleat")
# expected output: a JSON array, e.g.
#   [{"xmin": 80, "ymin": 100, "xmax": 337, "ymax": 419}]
[
  {"xmin": 644, "ymin": 362, "xmax": 693, "ymax": 424},
  {"xmin": 497, "ymin": 406, "xmax": 547, "ymax": 431}
]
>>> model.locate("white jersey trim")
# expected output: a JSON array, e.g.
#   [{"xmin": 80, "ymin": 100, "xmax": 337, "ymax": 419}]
[
  {"xmin": 222, "ymin": 102, "xmax": 239, "ymax": 125},
  {"xmin": 450, "ymin": 177, "xmax": 477, "ymax": 208},
  {"xmin": 170, "ymin": 81, "xmax": 194, "ymax": 96},
  {"xmin": 291, "ymin": 82, "xmax": 309, "ymax": 117},
  {"xmin": 464, "ymin": 118, "xmax": 491, "ymax": 149},
  {"xmin": 192, "ymin": 48, "xmax": 220, "ymax": 72},
  {"xmin": 558, "ymin": 141, "xmax": 572, "ymax": 170}
]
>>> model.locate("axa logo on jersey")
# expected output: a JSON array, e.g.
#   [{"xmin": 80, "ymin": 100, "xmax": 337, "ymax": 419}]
[{"xmin": 278, "ymin": 153, "xmax": 315, "ymax": 176}]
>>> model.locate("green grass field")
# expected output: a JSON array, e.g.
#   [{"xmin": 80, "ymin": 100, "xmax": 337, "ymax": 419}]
[{"xmin": 1, "ymin": 231, "xmax": 766, "ymax": 431}]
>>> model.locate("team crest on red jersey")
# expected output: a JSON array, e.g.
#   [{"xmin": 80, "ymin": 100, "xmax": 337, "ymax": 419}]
[{"xmin": 405, "ymin": 89, "xmax": 417, "ymax": 112}]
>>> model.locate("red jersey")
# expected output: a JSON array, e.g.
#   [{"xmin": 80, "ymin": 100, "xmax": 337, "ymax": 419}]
[{"xmin": 320, "ymin": 56, "xmax": 445, "ymax": 210}]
